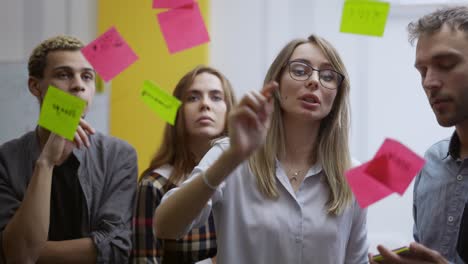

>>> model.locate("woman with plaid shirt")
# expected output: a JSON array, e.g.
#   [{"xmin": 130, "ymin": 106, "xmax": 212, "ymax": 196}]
[{"xmin": 130, "ymin": 66, "xmax": 236, "ymax": 263}]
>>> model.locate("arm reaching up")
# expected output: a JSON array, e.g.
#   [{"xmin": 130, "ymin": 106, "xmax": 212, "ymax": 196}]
[
  {"xmin": 154, "ymin": 82, "xmax": 277, "ymax": 239},
  {"xmin": 2, "ymin": 133, "xmax": 67, "ymax": 264}
]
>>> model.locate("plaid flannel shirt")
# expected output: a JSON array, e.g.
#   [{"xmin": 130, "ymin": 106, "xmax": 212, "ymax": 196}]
[{"xmin": 131, "ymin": 167, "xmax": 217, "ymax": 264}]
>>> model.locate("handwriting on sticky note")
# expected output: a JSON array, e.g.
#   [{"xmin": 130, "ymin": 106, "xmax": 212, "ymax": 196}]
[
  {"xmin": 381, "ymin": 153, "xmax": 412, "ymax": 171},
  {"xmin": 141, "ymin": 90, "xmax": 172, "ymax": 109},
  {"xmin": 345, "ymin": 138, "xmax": 425, "ymax": 208},
  {"xmin": 366, "ymin": 138, "xmax": 425, "ymax": 195},
  {"xmin": 157, "ymin": 2, "xmax": 210, "ymax": 54},
  {"xmin": 38, "ymin": 86, "xmax": 86, "ymax": 140},
  {"xmin": 141, "ymin": 80, "xmax": 181, "ymax": 125},
  {"xmin": 81, "ymin": 26, "xmax": 138, "ymax": 82},
  {"xmin": 52, "ymin": 103, "xmax": 79, "ymax": 118},
  {"xmin": 340, "ymin": 0, "xmax": 390, "ymax": 37}
]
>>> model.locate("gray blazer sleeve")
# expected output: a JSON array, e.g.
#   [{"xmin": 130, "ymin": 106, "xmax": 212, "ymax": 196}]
[
  {"xmin": 89, "ymin": 142, "xmax": 138, "ymax": 263},
  {"xmin": 0, "ymin": 161, "xmax": 25, "ymax": 264}
]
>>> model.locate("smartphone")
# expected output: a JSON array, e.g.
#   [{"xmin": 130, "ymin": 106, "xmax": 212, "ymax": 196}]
[{"xmin": 372, "ymin": 246, "xmax": 410, "ymax": 263}]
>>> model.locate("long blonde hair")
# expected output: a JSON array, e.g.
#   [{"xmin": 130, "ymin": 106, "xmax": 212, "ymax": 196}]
[
  {"xmin": 249, "ymin": 34, "xmax": 352, "ymax": 215},
  {"xmin": 142, "ymin": 66, "xmax": 236, "ymax": 190}
]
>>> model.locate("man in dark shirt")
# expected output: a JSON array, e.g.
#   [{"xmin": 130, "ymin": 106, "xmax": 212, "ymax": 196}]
[{"xmin": 0, "ymin": 35, "xmax": 138, "ymax": 263}]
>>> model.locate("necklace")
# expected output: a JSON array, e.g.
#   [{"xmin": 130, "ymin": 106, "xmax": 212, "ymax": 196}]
[
  {"xmin": 289, "ymin": 170, "xmax": 300, "ymax": 182},
  {"xmin": 286, "ymin": 166, "xmax": 309, "ymax": 183},
  {"xmin": 283, "ymin": 160, "xmax": 311, "ymax": 184}
]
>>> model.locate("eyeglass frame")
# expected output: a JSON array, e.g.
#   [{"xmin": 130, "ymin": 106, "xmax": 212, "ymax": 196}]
[{"xmin": 284, "ymin": 60, "xmax": 345, "ymax": 90}]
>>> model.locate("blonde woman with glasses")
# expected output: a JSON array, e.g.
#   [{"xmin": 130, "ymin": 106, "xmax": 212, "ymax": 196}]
[{"xmin": 154, "ymin": 34, "xmax": 368, "ymax": 264}]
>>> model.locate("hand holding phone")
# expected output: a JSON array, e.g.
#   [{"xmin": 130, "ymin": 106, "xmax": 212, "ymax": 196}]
[{"xmin": 372, "ymin": 246, "xmax": 410, "ymax": 263}]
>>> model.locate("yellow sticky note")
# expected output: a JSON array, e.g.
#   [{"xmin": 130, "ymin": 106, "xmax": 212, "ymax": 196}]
[
  {"xmin": 38, "ymin": 85, "xmax": 86, "ymax": 140},
  {"xmin": 340, "ymin": 0, "xmax": 390, "ymax": 37},
  {"xmin": 141, "ymin": 80, "xmax": 181, "ymax": 126}
]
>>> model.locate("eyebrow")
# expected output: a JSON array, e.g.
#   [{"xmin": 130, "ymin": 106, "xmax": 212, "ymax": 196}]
[
  {"xmin": 187, "ymin": 88, "xmax": 224, "ymax": 94},
  {"xmin": 290, "ymin": 58, "xmax": 333, "ymax": 69},
  {"xmin": 52, "ymin": 66, "xmax": 96, "ymax": 73},
  {"xmin": 414, "ymin": 51, "xmax": 460, "ymax": 68}
]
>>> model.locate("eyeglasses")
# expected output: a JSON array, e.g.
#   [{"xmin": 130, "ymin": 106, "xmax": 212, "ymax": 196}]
[{"xmin": 286, "ymin": 61, "xmax": 344, "ymax": 90}]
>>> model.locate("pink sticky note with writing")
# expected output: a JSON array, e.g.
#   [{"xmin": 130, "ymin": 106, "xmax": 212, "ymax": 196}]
[
  {"xmin": 81, "ymin": 27, "xmax": 139, "ymax": 82},
  {"xmin": 346, "ymin": 162, "xmax": 393, "ymax": 208},
  {"xmin": 153, "ymin": 0, "xmax": 194, "ymax": 8},
  {"xmin": 157, "ymin": 3, "xmax": 210, "ymax": 54},
  {"xmin": 365, "ymin": 138, "xmax": 425, "ymax": 195}
]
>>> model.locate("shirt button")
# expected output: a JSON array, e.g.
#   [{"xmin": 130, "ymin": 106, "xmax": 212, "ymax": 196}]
[
  {"xmin": 457, "ymin": 175, "xmax": 463, "ymax": 181},
  {"xmin": 448, "ymin": 216, "xmax": 454, "ymax": 222}
]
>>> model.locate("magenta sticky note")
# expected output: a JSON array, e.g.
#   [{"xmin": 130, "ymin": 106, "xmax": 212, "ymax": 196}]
[
  {"xmin": 365, "ymin": 138, "xmax": 425, "ymax": 195},
  {"xmin": 153, "ymin": 0, "xmax": 194, "ymax": 8},
  {"xmin": 345, "ymin": 162, "xmax": 393, "ymax": 208},
  {"xmin": 157, "ymin": 3, "xmax": 210, "ymax": 54},
  {"xmin": 81, "ymin": 27, "xmax": 139, "ymax": 82}
]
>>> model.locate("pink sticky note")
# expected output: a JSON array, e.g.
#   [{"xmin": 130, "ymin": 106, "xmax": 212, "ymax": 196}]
[
  {"xmin": 81, "ymin": 27, "xmax": 139, "ymax": 82},
  {"xmin": 153, "ymin": 0, "xmax": 194, "ymax": 8},
  {"xmin": 345, "ymin": 162, "xmax": 393, "ymax": 208},
  {"xmin": 365, "ymin": 138, "xmax": 425, "ymax": 195},
  {"xmin": 157, "ymin": 3, "xmax": 210, "ymax": 54}
]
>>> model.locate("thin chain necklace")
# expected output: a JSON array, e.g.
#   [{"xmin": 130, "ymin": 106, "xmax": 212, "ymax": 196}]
[
  {"xmin": 281, "ymin": 156, "xmax": 313, "ymax": 184},
  {"xmin": 289, "ymin": 170, "xmax": 300, "ymax": 182},
  {"xmin": 285, "ymin": 165, "xmax": 308, "ymax": 183}
]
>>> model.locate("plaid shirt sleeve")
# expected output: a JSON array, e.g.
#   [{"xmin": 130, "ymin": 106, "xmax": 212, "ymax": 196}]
[
  {"xmin": 131, "ymin": 173, "xmax": 163, "ymax": 264},
  {"xmin": 130, "ymin": 172, "xmax": 217, "ymax": 264}
]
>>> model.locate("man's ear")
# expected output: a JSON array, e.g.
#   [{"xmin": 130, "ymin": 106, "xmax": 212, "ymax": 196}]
[{"xmin": 28, "ymin": 76, "xmax": 42, "ymax": 98}]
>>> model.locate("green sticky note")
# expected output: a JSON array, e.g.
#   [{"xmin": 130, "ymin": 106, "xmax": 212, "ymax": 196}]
[
  {"xmin": 141, "ymin": 80, "xmax": 181, "ymax": 125},
  {"xmin": 340, "ymin": 0, "xmax": 390, "ymax": 37},
  {"xmin": 38, "ymin": 85, "xmax": 86, "ymax": 140}
]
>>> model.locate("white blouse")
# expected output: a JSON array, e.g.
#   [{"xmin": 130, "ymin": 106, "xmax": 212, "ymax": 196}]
[{"xmin": 164, "ymin": 138, "xmax": 368, "ymax": 264}]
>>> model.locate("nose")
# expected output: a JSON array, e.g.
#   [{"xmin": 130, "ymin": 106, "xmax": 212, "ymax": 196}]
[
  {"xmin": 305, "ymin": 71, "xmax": 320, "ymax": 90},
  {"xmin": 200, "ymin": 95, "xmax": 211, "ymax": 111},
  {"xmin": 422, "ymin": 68, "xmax": 442, "ymax": 91},
  {"xmin": 70, "ymin": 75, "xmax": 86, "ymax": 94}
]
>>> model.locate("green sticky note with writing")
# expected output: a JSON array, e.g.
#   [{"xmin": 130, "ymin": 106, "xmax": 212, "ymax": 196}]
[
  {"xmin": 141, "ymin": 80, "xmax": 181, "ymax": 125},
  {"xmin": 340, "ymin": 0, "xmax": 390, "ymax": 37},
  {"xmin": 38, "ymin": 85, "xmax": 86, "ymax": 140}
]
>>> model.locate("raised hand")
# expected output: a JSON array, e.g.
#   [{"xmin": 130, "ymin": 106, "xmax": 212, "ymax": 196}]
[
  {"xmin": 38, "ymin": 118, "xmax": 95, "ymax": 167},
  {"xmin": 37, "ymin": 132, "xmax": 69, "ymax": 167},
  {"xmin": 74, "ymin": 118, "xmax": 96, "ymax": 149},
  {"xmin": 228, "ymin": 82, "xmax": 278, "ymax": 159}
]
